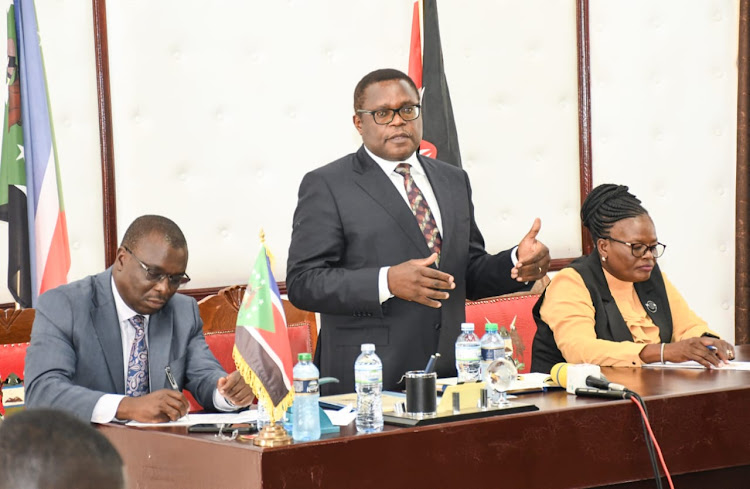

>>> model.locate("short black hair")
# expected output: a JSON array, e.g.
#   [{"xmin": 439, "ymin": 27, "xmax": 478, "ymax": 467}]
[
  {"xmin": 581, "ymin": 184, "xmax": 649, "ymax": 243},
  {"xmin": 121, "ymin": 214, "xmax": 187, "ymax": 251},
  {"xmin": 0, "ymin": 409, "xmax": 125, "ymax": 489},
  {"xmin": 353, "ymin": 68, "xmax": 419, "ymax": 111}
]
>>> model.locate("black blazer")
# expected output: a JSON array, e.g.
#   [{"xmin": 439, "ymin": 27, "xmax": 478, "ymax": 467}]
[{"xmin": 287, "ymin": 146, "xmax": 526, "ymax": 393}]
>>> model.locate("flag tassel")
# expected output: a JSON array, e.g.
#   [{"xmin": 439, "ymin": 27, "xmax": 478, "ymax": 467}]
[{"xmin": 233, "ymin": 345, "xmax": 294, "ymax": 423}]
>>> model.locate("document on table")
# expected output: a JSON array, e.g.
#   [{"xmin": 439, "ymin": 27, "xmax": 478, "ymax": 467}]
[
  {"xmin": 643, "ymin": 361, "xmax": 750, "ymax": 371},
  {"xmin": 436, "ymin": 373, "xmax": 557, "ymax": 394},
  {"xmin": 125, "ymin": 410, "xmax": 258, "ymax": 427}
]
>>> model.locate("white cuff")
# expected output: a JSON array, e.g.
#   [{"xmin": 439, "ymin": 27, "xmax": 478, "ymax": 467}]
[
  {"xmin": 213, "ymin": 388, "xmax": 237, "ymax": 412},
  {"xmin": 510, "ymin": 246, "xmax": 520, "ymax": 266},
  {"xmin": 378, "ymin": 266, "xmax": 394, "ymax": 304},
  {"xmin": 91, "ymin": 394, "xmax": 125, "ymax": 423}
]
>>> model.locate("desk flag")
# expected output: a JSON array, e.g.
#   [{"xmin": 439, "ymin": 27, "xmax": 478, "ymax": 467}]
[
  {"xmin": 408, "ymin": 0, "xmax": 462, "ymax": 168},
  {"xmin": 0, "ymin": 0, "xmax": 70, "ymax": 307},
  {"xmin": 233, "ymin": 239, "xmax": 294, "ymax": 422}
]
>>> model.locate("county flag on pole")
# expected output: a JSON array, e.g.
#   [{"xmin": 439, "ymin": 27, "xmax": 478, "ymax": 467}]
[
  {"xmin": 233, "ymin": 241, "xmax": 294, "ymax": 422},
  {"xmin": 408, "ymin": 0, "xmax": 462, "ymax": 167},
  {"xmin": 0, "ymin": 4, "xmax": 31, "ymax": 306},
  {"xmin": 14, "ymin": 0, "xmax": 70, "ymax": 304}
]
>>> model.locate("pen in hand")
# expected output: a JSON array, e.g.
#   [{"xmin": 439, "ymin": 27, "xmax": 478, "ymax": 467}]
[{"xmin": 165, "ymin": 366, "xmax": 180, "ymax": 391}]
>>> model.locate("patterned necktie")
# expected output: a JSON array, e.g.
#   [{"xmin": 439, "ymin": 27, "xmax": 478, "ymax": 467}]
[
  {"xmin": 394, "ymin": 163, "xmax": 442, "ymax": 260},
  {"xmin": 126, "ymin": 315, "xmax": 149, "ymax": 397}
]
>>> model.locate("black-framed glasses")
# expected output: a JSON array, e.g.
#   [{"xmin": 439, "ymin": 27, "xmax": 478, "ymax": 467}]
[
  {"xmin": 607, "ymin": 237, "xmax": 666, "ymax": 258},
  {"xmin": 124, "ymin": 246, "xmax": 191, "ymax": 288},
  {"xmin": 356, "ymin": 104, "xmax": 421, "ymax": 125}
]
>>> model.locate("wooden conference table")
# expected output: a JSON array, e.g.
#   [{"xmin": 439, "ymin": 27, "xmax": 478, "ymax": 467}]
[{"xmin": 100, "ymin": 346, "xmax": 750, "ymax": 489}]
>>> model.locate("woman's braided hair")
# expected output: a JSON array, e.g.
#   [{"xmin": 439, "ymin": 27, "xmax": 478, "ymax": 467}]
[{"xmin": 581, "ymin": 184, "xmax": 648, "ymax": 244}]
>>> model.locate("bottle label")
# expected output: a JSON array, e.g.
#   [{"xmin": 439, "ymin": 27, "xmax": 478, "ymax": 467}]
[
  {"xmin": 294, "ymin": 378, "xmax": 319, "ymax": 395},
  {"xmin": 456, "ymin": 346, "xmax": 480, "ymax": 361},
  {"xmin": 481, "ymin": 347, "xmax": 503, "ymax": 362},
  {"xmin": 355, "ymin": 366, "xmax": 382, "ymax": 384}
]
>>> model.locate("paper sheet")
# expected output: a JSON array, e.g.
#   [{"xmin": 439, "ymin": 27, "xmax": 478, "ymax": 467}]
[
  {"xmin": 643, "ymin": 360, "xmax": 750, "ymax": 371},
  {"xmin": 125, "ymin": 410, "xmax": 258, "ymax": 427},
  {"xmin": 436, "ymin": 373, "xmax": 555, "ymax": 394}
]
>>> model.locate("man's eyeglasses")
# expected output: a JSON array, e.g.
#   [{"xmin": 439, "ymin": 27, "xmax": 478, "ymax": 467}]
[
  {"xmin": 124, "ymin": 246, "xmax": 191, "ymax": 288},
  {"xmin": 356, "ymin": 104, "xmax": 421, "ymax": 125},
  {"xmin": 607, "ymin": 237, "xmax": 666, "ymax": 258}
]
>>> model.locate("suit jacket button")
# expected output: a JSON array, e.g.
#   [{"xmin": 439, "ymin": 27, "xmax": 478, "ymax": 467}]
[{"xmin": 434, "ymin": 323, "xmax": 441, "ymax": 330}]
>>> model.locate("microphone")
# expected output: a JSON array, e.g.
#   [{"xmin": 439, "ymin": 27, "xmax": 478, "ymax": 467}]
[
  {"xmin": 550, "ymin": 362, "xmax": 601, "ymax": 394},
  {"xmin": 585, "ymin": 375, "xmax": 627, "ymax": 392},
  {"xmin": 550, "ymin": 363, "xmax": 629, "ymax": 394},
  {"xmin": 574, "ymin": 387, "xmax": 631, "ymax": 400}
]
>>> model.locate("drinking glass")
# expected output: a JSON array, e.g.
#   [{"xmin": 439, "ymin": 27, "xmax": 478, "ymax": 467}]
[{"xmin": 487, "ymin": 358, "xmax": 518, "ymax": 407}]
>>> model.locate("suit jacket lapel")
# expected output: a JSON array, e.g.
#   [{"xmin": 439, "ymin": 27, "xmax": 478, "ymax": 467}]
[
  {"xmin": 420, "ymin": 155, "xmax": 456, "ymax": 261},
  {"xmin": 148, "ymin": 307, "xmax": 173, "ymax": 391},
  {"xmin": 91, "ymin": 270, "xmax": 125, "ymax": 394},
  {"xmin": 353, "ymin": 146, "xmax": 431, "ymax": 257}
]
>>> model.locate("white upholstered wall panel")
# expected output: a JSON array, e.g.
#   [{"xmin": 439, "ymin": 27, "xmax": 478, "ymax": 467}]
[
  {"xmin": 0, "ymin": 0, "xmax": 741, "ymax": 346},
  {"xmin": 589, "ymin": 0, "xmax": 739, "ymax": 341},
  {"xmin": 103, "ymin": 0, "xmax": 580, "ymax": 289},
  {"xmin": 0, "ymin": 0, "xmax": 103, "ymax": 303}
]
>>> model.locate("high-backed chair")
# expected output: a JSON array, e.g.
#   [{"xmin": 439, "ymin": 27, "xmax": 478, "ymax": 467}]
[
  {"xmin": 190, "ymin": 285, "xmax": 318, "ymax": 411},
  {"xmin": 0, "ymin": 308, "xmax": 34, "ymax": 415}
]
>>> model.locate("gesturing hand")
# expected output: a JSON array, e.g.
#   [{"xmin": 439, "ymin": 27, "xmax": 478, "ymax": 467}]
[
  {"xmin": 387, "ymin": 253, "xmax": 455, "ymax": 308},
  {"xmin": 511, "ymin": 218, "xmax": 551, "ymax": 282}
]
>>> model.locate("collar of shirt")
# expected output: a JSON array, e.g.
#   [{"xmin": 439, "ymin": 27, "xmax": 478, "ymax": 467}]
[
  {"xmin": 363, "ymin": 145, "xmax": 423, "ymax": 176},
  {"xmin": 111, "ymin": 276, "xmax": 150, "ymax": 328},
  {"xmin": 363, "ymin": 145, "xmax": 443, "ymax": 235}
]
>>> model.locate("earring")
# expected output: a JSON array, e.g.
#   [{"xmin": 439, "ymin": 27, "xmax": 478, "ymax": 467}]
[{"xmin": 601, "ymin": 256, "xmax": 607, "ymax": 262}]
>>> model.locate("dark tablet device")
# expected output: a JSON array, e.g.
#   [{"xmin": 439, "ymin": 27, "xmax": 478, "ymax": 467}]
[{"xmin": 187, "ymin": 423, "xmax": 257, "ymax": 434}]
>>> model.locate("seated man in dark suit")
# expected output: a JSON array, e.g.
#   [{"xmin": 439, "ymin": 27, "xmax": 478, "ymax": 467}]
[
  {"xmin": 287, "ymin": 68, "xmax": 550, "ymax": 393},
  {"xmin": 0, "ymin": 408, "xmax": 126, "ymax": 489},
  {"xmin": 25, "ymin": 215, "xmax": 255, "ymax": 423}
]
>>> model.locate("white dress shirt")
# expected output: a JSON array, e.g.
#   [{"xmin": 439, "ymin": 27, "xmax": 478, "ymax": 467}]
[
  {"xmin": 90, "ymin": 278, "xmax": 234, "ymax": 423},
  {"xmin": 364, "ymin": 146, "xmax": 519, "ymax": 304}
]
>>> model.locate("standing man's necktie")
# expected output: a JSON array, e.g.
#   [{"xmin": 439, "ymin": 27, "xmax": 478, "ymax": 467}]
[
  {"xmin": 394, "ymin": 163, "xmax": 442, "ymax": 261},
  {"xmin": 126, "ymin": 315, "xmax": 149, "ymax": 397}
]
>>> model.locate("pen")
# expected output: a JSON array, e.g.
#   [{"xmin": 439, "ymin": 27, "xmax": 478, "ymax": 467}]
[
  {"xmin": 424, "ymin": 353, "xmax": 440, "ymax": 374},
  {"xmin": 165, "ymin": 365, "xmax": 179, "ymax": 391}
]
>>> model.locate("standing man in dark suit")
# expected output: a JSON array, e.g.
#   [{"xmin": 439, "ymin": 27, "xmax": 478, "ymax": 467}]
[
  {"xmin": 25, "ymin": 215, "xmax": 255, "ymax": 422},
  {"xmin": 287, "ymin": 69, "xmax": 550, "ymax": 394}
]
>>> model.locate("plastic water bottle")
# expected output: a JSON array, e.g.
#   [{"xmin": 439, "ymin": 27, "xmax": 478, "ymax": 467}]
[
  {"xmin": 480, "ymin": 323, "xmax": 505, "ymax": 402},
  {"xmin": 292, "ymin": 352, "xmax": 321, "ymax": 441},
  {"xmin": 256, "ymin": 401, "xmax": 270, "ymax": 429},
  {"xmin": 455, "ymin": 323, "xmax": 481, "ymax": 382},
  {"xmin": 355, "ymin": 343, "xmax": 383, "ymax": 433}
]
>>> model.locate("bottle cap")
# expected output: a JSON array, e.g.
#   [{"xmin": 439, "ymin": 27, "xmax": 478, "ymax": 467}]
[
  {"xmin": 460, "ymin": 322, "xmax": 474, "ymax": 331},
  {"xmin": 298, "ymin": 352, "xmax": 312, "ymax": 362},
  {"xmin": 485, "ymin": 323, "xmax": 498, "ymax": 332},
  {"xmin": 361, "ymin": 343, "xmax": 375, "ymax": 352}
]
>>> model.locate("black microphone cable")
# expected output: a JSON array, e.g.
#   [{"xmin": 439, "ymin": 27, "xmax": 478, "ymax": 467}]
[
  {"xmin": 581, "ymin": 376, "xmax": 672, "ymax": 489},
  {"xmin": 627, "ymin": 391, "xmax": 673, "ymax": 489}
]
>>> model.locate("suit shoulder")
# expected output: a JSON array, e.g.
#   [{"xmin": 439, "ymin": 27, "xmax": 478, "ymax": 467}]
[
  {"xmin": 307, "ymin": 152, "xmax": 358, "ymax": 177},
  {"xmin": 37, "ymin": 273, "xmax": 100, "ymax": 307}
]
